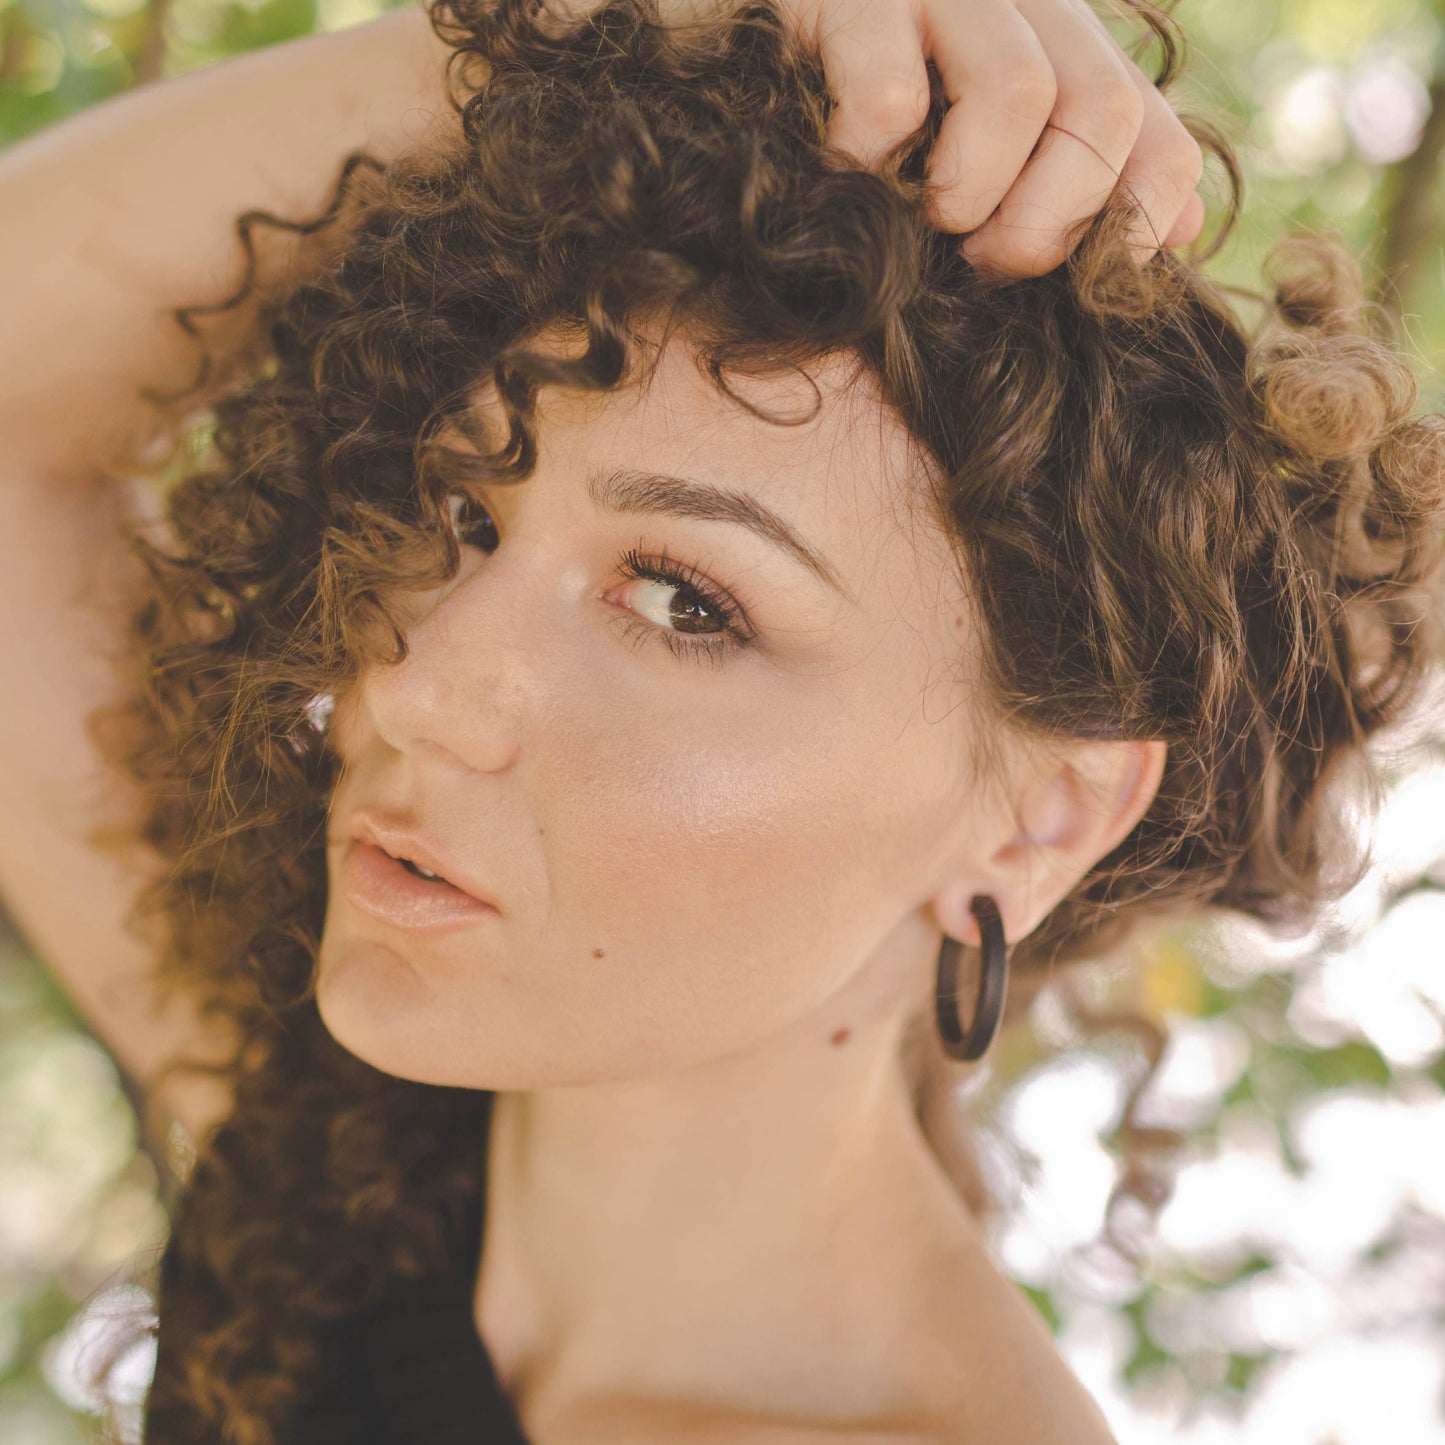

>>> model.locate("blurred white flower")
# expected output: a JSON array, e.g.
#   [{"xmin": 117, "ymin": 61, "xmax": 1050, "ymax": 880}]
[
  {"xmin": 1156, "ymin": 1142, "xmax": 1295, "ymax": 1267},
  {"xmin": 41, "ymin": 1283, "xmax": 157, "ymax": 1444},
  {"xmin": 1134, "ymin": 1012, "xmax": 1252, "ymax": 1132},
  {"xmin": 303, "ymin": 691, "xmax": 335, "ymax": 732},
  {"xmin": 1239, "ymin": 1330, "xmax": 1445, "ymax": 1445},
  {"xmin": 1288, "ymin": 891, "xmax": 1445, "ymax": 1067},
  {"xmin": 1263, "ymin": 66, "xmax": 1349, "ymax": 174},
  {"xmin": 1343, "ymin": 51, "xmax": 1431, "ymax": 163}
]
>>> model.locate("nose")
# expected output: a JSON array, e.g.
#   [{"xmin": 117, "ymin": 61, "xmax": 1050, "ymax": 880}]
[{"xmin": 358, "ymin": 544, "xmax": 542, "ymax": 774}]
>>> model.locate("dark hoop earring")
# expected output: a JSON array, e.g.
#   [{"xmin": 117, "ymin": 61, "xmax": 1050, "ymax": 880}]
[{"xmin": 934, "ymin": 894, "xmax": 1011, "ymax": 1062}]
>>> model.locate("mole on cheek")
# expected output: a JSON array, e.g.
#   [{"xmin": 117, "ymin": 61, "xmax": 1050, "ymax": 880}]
[
  {"xmin": 829, "ymin": 1027, "xmax": 851, "ymax": 1047},
  {"xmin": 592, "ymin": 947, "xmax": 606, "ymax": 959}
]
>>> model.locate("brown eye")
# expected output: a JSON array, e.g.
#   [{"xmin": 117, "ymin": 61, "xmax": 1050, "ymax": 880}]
[{"xmin": 447, "ymin": 491, "xmax": 499, "ymax": 554}]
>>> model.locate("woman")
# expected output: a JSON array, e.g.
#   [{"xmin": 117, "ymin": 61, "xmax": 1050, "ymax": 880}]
[{"xmin": 2, "ymin": 0, "xmax": 1441, "ymax": 1441}]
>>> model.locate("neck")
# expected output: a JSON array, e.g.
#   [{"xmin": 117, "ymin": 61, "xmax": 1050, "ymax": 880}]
[{"xmin": 473, "ymin": 983, "xmax": 986, "ymax": 1432}]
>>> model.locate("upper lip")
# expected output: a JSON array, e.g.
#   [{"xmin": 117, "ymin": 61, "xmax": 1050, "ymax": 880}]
[{"xmin": 345, "ymin": 813, "xmax": 499, "ymax": 910}]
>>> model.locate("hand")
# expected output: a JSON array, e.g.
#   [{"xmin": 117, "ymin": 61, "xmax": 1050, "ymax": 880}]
[{"xmin": 788, "ymin": 0, "xmax": 1207, "ymax": 276}]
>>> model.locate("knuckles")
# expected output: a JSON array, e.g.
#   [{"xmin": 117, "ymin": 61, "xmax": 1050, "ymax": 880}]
[
  {"xmin": 847, "ymin": 71, "xmax": 933, "ymax": 139},
  {"xmin": 1070, "ymin": 63, "xmax": 1146, "ymax": 155},
  {"xmin": 990, "ymin": 58, "xmax": 1059, "ymax": 126}
]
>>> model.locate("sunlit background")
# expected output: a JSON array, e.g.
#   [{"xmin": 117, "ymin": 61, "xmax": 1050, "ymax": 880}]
[{"xmin": 3, "ymin": 0, "xmax": 1445, "ymax": 1440}]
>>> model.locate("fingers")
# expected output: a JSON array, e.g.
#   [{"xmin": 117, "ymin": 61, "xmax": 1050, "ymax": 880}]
[
  {"xmin": 813, "ymin": 0, "xmax": 933, "ymax": 169},
  {"xmin": 801, "ymin": 0, "xmax": 1208, "ymax": 275},
  {"xmin": 1112, "ymin": 62, "xmax": 1206, "ymax": 262},
  {"xmin": 1164, "ymin": 190, "xmax": 1206, "ymax": 249},
  {"xmin": 1053, "ymin": 0, "xmax": 1206, "ymax": 263},
  {"xmin": 958, "ymin": 0, "xmax": 1144, "ymax": 274},
  {"xmin": 921, "ymin": 0, "xmax": 1058, "ymax": 233}
]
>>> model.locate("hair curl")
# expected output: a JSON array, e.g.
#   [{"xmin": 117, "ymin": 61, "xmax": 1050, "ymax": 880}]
[{"xmin": 71, "ymin": 0, "xmax": 1445, "ymax": 1440}]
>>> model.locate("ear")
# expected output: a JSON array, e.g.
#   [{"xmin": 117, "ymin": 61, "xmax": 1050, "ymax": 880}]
[{"xmin": 939, "ymin": 737, "xmax": 1167, "ymax": 948}]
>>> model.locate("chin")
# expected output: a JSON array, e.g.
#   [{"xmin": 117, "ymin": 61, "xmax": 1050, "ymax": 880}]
[
  {"xmin": 312, "ymin": 935, "xmax": 458, "ymax": 1082},
  {"xmin": 311, "ymin": 940, "xmax": 559, "ymax": 1090}
]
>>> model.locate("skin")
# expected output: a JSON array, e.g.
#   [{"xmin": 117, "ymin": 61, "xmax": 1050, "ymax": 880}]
[
  {"xmin": 815, "ymin": 0, "xmax": 1209, "ymax": 270},
  {"xmin": 577, "ymin": 0, "xmax": 1209, "ymax": 276},
  {"xmin": 317, "ymin": 318, "xmax": 1166, "ymax": 1439},
  {"xmin": 0, "ymin": 0, "xmax": 1204, "ymax": 1432}
]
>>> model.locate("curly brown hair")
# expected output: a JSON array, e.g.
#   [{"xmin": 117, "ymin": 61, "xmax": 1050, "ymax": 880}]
[{"xmin": 70, "ymin": 0, "xmax": 1445, "ymax": 1440}]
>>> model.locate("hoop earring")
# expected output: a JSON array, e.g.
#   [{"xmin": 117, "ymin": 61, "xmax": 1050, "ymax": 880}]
[{"xmin": 934, "ymin": 894, "xmax": 1011, "ymax": 1062}]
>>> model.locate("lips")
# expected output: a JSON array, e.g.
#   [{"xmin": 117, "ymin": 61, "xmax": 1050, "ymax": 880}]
[
  {"xmin": 345, "ymin": 814, "xmax": 499, "ymax": 911},
  {"xmin": 341, "ymin": 841, "xmax": 498, "ymax": 932}
]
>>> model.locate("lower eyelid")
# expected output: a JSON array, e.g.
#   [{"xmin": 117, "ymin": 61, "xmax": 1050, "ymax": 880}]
[
  {"xmin": 451, "ymin": 505, "xmax": 751, "ymax": 659},
  {"xmin": 607, "ymin": 606, "xmax": 740, "ymax": 666}
]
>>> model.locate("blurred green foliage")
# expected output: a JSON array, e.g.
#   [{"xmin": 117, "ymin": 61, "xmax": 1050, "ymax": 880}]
[{"xmin": 3, "ymin": 1, "xmax": 1445, "ymax": 1441}]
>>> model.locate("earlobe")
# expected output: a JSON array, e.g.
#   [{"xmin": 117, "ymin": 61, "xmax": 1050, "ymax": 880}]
[{"xmin": 943, "ymin": 737, "xmax": 1167, "ymax": 948}]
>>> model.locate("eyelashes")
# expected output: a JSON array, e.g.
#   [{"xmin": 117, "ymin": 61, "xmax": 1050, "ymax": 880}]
[
  {"xmin": 449, "ymin": 490, "xmax": 500, "ymax": 554},
  {"xmin": 612, "ymin": 544, "xmax": 754, "ymax": 665},
  {"xmin": 446, "ymin": 490, "xmax": 755, "ymax": 667}
]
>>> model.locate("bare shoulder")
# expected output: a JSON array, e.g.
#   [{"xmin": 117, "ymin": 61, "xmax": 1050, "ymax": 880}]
[
  {"xmin": 531, "ymin": 1319, "xmax": 1119, "ymax": 1445},
  {"xmin": 900, "ymin": 1220, "xmax": 1123, "ymax": 1445},
  {"xmin": 910, "ymin": 1376, "xmax": 1121, "ymax": 1445},
  {"xmin": 537, "ymin": 1388, "xmax": 1116, "ymax": 1445},
  {"xmin": 0, "ymin": 472, "xmax": 238, "ymax": 1152},
  {"xmin": 531, "ymin": 1394, "xmax": 934, "ymax": 1445},
  {"xmin": 527, "ymin": 1204, "xmax": 1119, "ymax": 1445}
]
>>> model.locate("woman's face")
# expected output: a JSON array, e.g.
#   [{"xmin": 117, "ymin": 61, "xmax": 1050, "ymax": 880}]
[{"xmin": 316, "ymin": 323, "xmax": 1003, "ymax": 1089}]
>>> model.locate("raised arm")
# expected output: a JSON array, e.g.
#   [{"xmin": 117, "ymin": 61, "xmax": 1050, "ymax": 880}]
[
  {"xmin": 0, "ymin": 0, "xmax": 1205, "ymax": 1153},
  {"xmin": 0, "ymin": 4, "xmax": 459, "ymax": 1152},
  {"xmin": 0, "ymin": 1, "xmax": 456, "ymax": 483}
]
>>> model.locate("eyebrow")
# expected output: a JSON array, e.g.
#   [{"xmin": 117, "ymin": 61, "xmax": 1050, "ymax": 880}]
[{"xmin": 586, "ymin": 464, "xmax": 854, "ymax": 602}]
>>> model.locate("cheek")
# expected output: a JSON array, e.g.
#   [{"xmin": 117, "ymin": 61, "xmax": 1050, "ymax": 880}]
[
  {"xmin": 540, "ymin": 689, "xmax": 928, "ymax": 1050},
  {"xmin": 573, "ymin": 732, "xmax": 823, "ymax": 925}
]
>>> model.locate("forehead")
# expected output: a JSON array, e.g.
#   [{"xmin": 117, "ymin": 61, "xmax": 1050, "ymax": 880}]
[
  {"xmin": 462, "ymin": 317, "xmax": 995, "ymax": 781},
  {"xmin": 468, "ymin": 319, "xmax": 944, "ymax": 551}
]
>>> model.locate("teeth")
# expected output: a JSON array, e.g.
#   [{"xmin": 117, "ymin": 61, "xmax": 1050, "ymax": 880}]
[{"xmin": 401, "ymin": 858, "xmax": 441, "ymax": 881}]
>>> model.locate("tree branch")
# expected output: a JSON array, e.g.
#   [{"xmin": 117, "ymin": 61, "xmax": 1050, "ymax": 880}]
[
  {"xmin": 1376, "ymin": 19, "xmax": 1445, "ymax": 317},
  {"xmin": 133, "ymin": 0, "xmax": 174, "ymax": 87}
]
